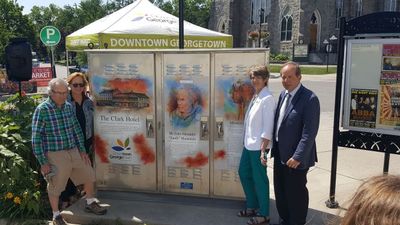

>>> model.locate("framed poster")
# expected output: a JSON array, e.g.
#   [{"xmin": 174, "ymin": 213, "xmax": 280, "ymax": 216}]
[{"xmin": 343, "ymin": 39, "xmax": 400, "ymax": 135}]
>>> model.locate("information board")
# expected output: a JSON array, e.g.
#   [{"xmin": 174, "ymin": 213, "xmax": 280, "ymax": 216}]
[{"xmin": 343, "ymin": 39, "xmax": 400, "ymax": 135}]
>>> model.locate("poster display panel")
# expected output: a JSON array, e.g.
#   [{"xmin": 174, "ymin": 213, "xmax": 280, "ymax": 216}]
[
  {"xmin": 343, "ymin": 39, "xmax": 400, "ymax": 135},
  {"xmin": 163, "ymin": 53, "xmax": 210, "ymax": 195},
  {"xmin": 213, "ymin": 52, "xmax": 267, "ymax": 198},
  {"xmin": 89, "ymin": 53, "xmax": 157, "ymax": 191}
]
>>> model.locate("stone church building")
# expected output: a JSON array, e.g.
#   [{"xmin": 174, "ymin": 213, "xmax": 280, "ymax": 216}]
[{"xmin": 209, "ymin": 0, "xmax": 399, "ymax": 62}]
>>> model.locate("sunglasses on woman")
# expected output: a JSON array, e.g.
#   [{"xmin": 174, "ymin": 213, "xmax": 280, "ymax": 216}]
[{"xmin": 72, "ymin": 83, "xmax": 85, "ymax": 88}]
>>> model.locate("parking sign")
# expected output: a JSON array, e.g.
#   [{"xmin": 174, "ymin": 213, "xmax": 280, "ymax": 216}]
[{"xmin": 40, "ymin": 26, "xmax": 61, "ymax": 46}]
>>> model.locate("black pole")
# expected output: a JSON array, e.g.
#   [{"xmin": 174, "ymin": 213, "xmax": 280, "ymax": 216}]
[
  {"xmin": 326, "ymin": 46, "xmax": 329, "ymax": 73},
  {"xmin": 325, "ymin": 17, "xmax": 345, "ymax": 209},
  {"xmin": 258, "ymin": 9, "xmax": 264, "ymax": 47},
  {"xmin": 179, "ymin": 0, "xmax": 184, "ymax": 49},
  {"xmin": 292, "ymin": 43, "xmax": 295, "ymax": 60},
  {"xmin": 383, "ymin": 152, "xmax": 390, "ymax": 174},
  {"xmin": 18, "ymin": 81, "xmax": 22, "ymax": 99}
]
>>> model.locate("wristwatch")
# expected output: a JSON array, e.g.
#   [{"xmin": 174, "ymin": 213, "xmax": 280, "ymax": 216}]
[{"xmin": 263, "ymin": 148, "xmax": 270, "ymax": 154}]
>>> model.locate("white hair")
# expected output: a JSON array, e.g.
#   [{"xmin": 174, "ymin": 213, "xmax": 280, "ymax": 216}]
[{"xmin": 47, "ymin": 78, "xmax": 68, "ymax": 95}]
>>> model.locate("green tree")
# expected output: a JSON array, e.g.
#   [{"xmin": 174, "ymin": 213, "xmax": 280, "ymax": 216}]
[
  {"xmin": 157, "ymin": 0, "xmax": 211, "ymax": 28},
  {"xmin": 106, "ymin": 0, "xmax": 134, "ymax": 13},
  {"xmin": 77, "ymin": 0, "xmax": 107, "ymax": 25},
  {"xmin": 0, "ymin": 0, "xmax": 35, "ymax": 65},
  {"xmin": 28, "ymin": 4, "xmax": 62, "ymax": 60}
]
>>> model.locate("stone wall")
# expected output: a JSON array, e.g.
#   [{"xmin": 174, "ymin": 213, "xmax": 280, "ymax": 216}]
[{"xmin": 209, "ymin": 0, "xmax": 400, "ymax": 55}]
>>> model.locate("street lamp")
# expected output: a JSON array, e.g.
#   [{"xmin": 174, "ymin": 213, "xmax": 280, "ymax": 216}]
[{"xmin": 323, "ymin": 35, "xmax": 337, "ymax": 72}]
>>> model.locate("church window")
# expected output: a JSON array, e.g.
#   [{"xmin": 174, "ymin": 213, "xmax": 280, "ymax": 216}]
[
  {"xmin": 335, "ymin": 0, "xmax": 343, "ymax": 28},
  {"xmin": 355, "ymin": 0, "xmax": 363, "ymax": 17},
  {"xmin": 281, "ymin": 7, "xmax": 292, "ymax": 41},
  {"xmin": 251, "ymin": 2, "xmax": 255, "ymax": 24},
  {"xmin": 384, "ymin": 0, "xmax": 397, "ymax": 11},
  {"xmin": 220, "ymin": 23, "xmax": 226, "ymax": 33},
  {"xmin": 251, "ymin": 0, "xmax": 268, "ymax": 24}
]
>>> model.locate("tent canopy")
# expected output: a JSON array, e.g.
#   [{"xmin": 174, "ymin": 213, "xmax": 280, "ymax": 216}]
[{"xmin": 66, "ymin": 0, "xmax": 232, "ymax": 50}]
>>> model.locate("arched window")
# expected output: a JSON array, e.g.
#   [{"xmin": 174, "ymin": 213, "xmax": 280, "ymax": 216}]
[
  {"xmin": 384, "ymin": 0, "xmax": 397, "ymax": 11},
  {"xmin": 355, "ymin": 0, "xmax": 362, "ymax": 17},
  {"xmin": 281, "ymin": 7, "xmax": 292, "ymax": 41},
  {"xmin": 220, "ymin": 23, "xmax": 226, "ymax": 33},
  {"xmin": 335, "ymin": 0, "xmax": 343, "ymax": 28}
]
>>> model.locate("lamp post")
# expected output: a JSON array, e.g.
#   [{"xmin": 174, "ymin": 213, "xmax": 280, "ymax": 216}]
[
  {"xmin": 323, "ymin": 35, "xmax": 337, "ymax": 73},
  {"xmin": 258, "ymin": 8, "xmax": 264, "ymax": 47},
  {"xmin": 323, "ymin": 39, "xmax": 330, "ymax": 72}
]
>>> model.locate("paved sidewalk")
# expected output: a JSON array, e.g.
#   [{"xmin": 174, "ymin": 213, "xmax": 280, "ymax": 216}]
[{"xmin": 61, "ymin": 74, "xmax": 400, "ymax": 225}]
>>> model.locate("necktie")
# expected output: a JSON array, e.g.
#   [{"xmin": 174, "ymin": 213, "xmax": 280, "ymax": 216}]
[{"xmin": 276, "ymin": 93, "xmax": 290, "ymax": 141}]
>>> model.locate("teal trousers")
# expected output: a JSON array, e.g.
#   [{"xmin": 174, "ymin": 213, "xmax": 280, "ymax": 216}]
[{"xmin": 238, "ymin": 147, "xmax": 269, "ymax": 217}]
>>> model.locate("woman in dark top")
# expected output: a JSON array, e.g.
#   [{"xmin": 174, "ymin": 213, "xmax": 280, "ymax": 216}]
[{"xmin": 60, "ymin": 72, "xmax": 94, "ymax": 209}]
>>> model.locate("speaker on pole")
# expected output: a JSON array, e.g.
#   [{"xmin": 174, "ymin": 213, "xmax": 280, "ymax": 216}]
[{"xmin": 5, "ymin": 38, "xmax": 33, "ymax": 82}]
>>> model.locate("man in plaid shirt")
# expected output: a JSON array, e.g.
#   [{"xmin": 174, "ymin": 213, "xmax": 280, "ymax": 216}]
[{"xmin": 32, "ymin": 78, "xmax": 106, "ymax": 225}]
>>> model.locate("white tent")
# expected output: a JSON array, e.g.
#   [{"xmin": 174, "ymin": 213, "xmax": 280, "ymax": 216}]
[{"xmin": 66, "ymin": 0, "xmax": 232, "ymax": 50}]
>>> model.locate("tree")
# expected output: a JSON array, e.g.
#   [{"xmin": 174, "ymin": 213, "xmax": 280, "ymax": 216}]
[
  {"xmin": 77, "ymin": 0, "xmax": 107, "ymax": 25},
  {"xmin": 0, "ymin": 0, "xmax": 35, "ymax": 65},
  {"xmin": 106, "ymin": 0, "xmax": 134, "ymax": 13},
  {"xmin": 28, "ymin": 4, "xmax": 62, "ymax": 60},
  {"xmin": 157, "ymin": 0, "xmax": 211, "ymax": 28}
]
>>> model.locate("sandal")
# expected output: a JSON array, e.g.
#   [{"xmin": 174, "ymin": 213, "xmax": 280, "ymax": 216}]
[
  {"xmin": 237, "ymin": 208, "xmax": 257, "ymax": 217},
  {"xmin": 247, "ymin": 216, "xmax": 270, "ymax": 225}
]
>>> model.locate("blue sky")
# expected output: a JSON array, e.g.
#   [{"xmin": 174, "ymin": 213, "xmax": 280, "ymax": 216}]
[{"xmin": 17, "ymin": 0, "xmax": 83, "ymax": 14}]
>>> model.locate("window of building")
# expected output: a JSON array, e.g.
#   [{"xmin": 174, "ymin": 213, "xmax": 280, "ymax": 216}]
[
  {"xmin": 335, "ymin": 0, "xmax": 343, "ymax": 28},
  {"xmin": 251, "ymin": 2, "xmax": 254, "ymax": 24},
  {"xmin": 220, "ymin": 23, "xmax": 226, "ymax": 33},
  {"xmin": 280, "ymin": 7, "xmax": 292, "ymax": 41},
  {"xmin": 251, "ymin": 0, "xmax": 269, "ymax": 24},
  {"xmin": 384, "ymin": 0, "xmax": 397, "ymax": 11},
  {"xmin": 355, "ymin": 0, "xmax": 363, "ymax": 17}
]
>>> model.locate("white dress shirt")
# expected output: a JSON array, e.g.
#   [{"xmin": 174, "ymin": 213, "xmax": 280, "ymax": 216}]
[{"xmin": 243, "ymin": 86, "xmax": 276, "ymax": 150}]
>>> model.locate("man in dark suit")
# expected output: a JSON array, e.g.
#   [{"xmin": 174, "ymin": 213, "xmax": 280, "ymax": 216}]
[{"xmin": 272, "ymin": 62, "xmax": 320, "ymax": 225}]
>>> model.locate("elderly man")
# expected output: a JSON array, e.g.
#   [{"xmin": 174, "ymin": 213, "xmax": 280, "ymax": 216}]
[
  {"xmin": 272, "ymin": 62, "xmax": 320, "ymax": 225},
  {"xmin": 32, "ymin": 78, "xmax": 106, "ymax": 225}
]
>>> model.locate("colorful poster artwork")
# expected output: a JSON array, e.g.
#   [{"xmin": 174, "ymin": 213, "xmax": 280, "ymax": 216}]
[
  {"xmin": 216, "ymin": 77, "xmax": 254, "ymax": 121},
  {"xmin": 380, "ymin": 79, "xmax": 400, "ymax": 128},
  {"xmin": 349, "ymin": 89, "xmax": 378, "ymax": 128},
  {"xmin": 382, "ymin": 44, "xmax": 400, "ymax": 71},
  {"xmin": 382, "ymin": 44, "xmax": 400, "ymax": 57},
  {"xmin": 92, "ymin": 76, "xmax": 153, "ymax": 110},
  {"xmin": 214, "ymin": 76, "xmax": 254, "ymax": 170},
  {"xmin": 92, "ymin": 75, "xmax": 155, "ymax": 165},
  {"xmin": 166, "ymin": 80, "xmax": 205, "ymax": 128},
  {"xmin": 382, "ymin": 57, "xmax": 400, "ymax": 71},
  {"xmin": 164, "ymin": 78, "xmax": 209, "ymax": 167}
]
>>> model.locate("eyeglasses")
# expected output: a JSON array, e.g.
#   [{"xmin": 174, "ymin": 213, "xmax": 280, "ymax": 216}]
[
  {"xmin": 52, "ymin": 91, "xmax": 68, "ymax": 96},
  {"xmin": 72, "ymin": 83, "xmax": 85, "ymax": 88}
]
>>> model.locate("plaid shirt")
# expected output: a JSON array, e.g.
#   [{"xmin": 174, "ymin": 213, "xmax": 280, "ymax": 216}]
[{"xmin": 32, "ymin": 98, "xmax": 86, "ymax": 165}]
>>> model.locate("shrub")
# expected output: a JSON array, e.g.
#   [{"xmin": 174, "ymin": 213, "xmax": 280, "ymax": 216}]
[
  {"xmin": 270, "ymin": 53, "xmax": 290, "ymax": 62},
  {"xmin": 0, "ymin": 94, "xmax": 50, "ymax": 220}
]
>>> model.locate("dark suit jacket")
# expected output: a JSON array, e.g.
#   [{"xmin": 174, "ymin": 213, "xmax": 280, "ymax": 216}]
[{"xmin": 272, "ymin": 85, "xmax": 320, "ymax": 169}]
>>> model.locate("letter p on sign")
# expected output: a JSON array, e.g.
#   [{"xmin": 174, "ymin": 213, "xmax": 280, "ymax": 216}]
[{"xmin": 40, "ymin": 26, "xmax": 61, "ymax": 47}]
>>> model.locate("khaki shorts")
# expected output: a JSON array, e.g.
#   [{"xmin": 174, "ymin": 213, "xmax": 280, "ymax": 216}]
[{"xmin": 46, "ymin": 148, "xmax": 95, "ymax": 197}]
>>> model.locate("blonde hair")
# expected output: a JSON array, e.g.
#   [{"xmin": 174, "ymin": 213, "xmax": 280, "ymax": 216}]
[
  {"xmin": 340, "ymin": 175, "xmax": 400, "ymax": 225},
  {"xmin": 66, "ymin": 72, "xmax": 88, "ymax": 87}
]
